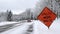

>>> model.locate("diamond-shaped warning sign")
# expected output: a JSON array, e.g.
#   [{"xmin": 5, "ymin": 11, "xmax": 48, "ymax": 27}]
[{"xmin": 37, "ymin": 7, "xmax": 56, "ymax": 28}]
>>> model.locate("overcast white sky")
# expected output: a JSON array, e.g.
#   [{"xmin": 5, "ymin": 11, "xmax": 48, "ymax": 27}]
[{"xmin": 0, "ymin": 0, "xmax": 38, "ymax": 13}]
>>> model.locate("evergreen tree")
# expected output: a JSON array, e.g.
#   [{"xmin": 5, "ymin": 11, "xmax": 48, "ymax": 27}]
[{"xmin": 7, "ymin": 10, "xmax": 12, "ymax": 21}]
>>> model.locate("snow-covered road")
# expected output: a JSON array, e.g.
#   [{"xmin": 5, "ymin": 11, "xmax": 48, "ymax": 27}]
[
  {"xmin": 0, "ymin": 22, "xmax": 24, "ymax": 33},
  {"xmin": 0, "ymin": 22, "xmax": 33, "ymax": 34},
  {"xmin": 0, "ymin": 18, "xmax": 60, "ymax": 34}
]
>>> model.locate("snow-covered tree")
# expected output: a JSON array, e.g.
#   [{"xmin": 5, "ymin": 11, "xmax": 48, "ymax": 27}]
[
  {"xmin": 33, "ymin": 0, "xmax": 48, "ymax": 19},
  {"xmin": 7, "ymin": 10, "xmax": 12, "ymax": 21},
  {"xmin": 33, "ymin": 0, "xmax": 60, "ymax": 19}
]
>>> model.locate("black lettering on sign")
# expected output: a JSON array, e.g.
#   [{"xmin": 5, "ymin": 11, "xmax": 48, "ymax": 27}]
[
  {"xmin": 43, "ymin": 15, "xmax": 51, "ymax": 19},
  {"xmin": 43, "ymin": 15, "xmax": 51, "ymax": 22}
]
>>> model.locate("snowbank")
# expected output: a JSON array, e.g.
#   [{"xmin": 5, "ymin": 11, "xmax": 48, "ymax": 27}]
[
  {"xmin": 33, "ymin": 18, "xmax": 60, "ymax": 34},
  {"xmin": 0, "ymin": 21, "xmax": 19, "ymax": 26}
]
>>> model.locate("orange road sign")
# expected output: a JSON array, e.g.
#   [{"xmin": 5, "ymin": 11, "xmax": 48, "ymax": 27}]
[{"xmin": 37, "ymin": 7, "xmax": 56, "ymax": 28}]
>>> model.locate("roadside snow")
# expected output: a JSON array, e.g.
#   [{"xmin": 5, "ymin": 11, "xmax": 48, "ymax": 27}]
[
  {"xmin": 33, "ymin": 18, "xmax": 60, "ymax": 34},
  {"xmin": 0, "ymin": 21, "xmax": 19, "ymax": 26}
]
